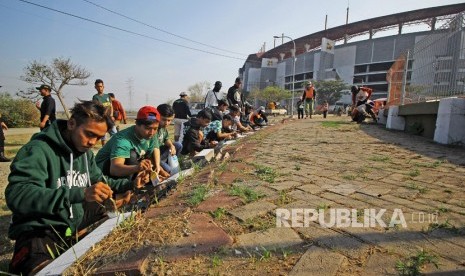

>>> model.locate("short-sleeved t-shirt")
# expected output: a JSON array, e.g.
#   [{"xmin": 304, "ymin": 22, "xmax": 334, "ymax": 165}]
[
  {"xmin": 156, "ymin": 127, "xmax": 169, "ymax": 147},
  {"xmin": 95, "ymin": 125, "xmax": 159, "ymax": 168},
  {"xmin": 92, "ymin": 93, "xmax": 112, "ymax": 108},
  {"xmin": 203, "ymin": 120, "xmax": 222, "ymax": 137}
]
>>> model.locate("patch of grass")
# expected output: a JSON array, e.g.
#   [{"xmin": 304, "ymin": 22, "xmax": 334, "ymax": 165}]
[
  {"xmin": 321, "ymin": 121, "xmax": 346, "ymax": 128},
  {"xmin": 443, "ymin": 189, "xmax": 452, "ymax": 194},
  {"xmin": 406, "ymin": 182, "xmax": 428, "ymax": 194},
  {"xmin": 259, "ymin": 246, "xmax": 272, "ymax": 261},
  {"xmin": 425, "ymin": 219, "xmax": 456, "ymax": 233},
  {"xmin": 341, "ymin": 174, "xmax": 356, "ymax": 180},
  {"xmin": 414, "ymin": 160, "xmax": 444, "ymax": 168},
  {"xmin": 254, "ymin": 165, "xmax": 279, "ymax": 183},
  {"xmin": 281, "ymin": 248, "xmax": 292, "ymax": 260},
  {"xmin": 187, "ymin": 185, "xmax": 209, "ymax": 206},
  {"xmin": 210, "ymin": 207, "xmax": 227, "ymax": 219},
  {"xmin": 217, "ymin": 161, "xmax": 228, "ymax": 172},
  {"xmin": 229, "ymin": 185, "xmax": 264, "ymax": 203},
  {"xmin": 242, "ymin": 215, "xmax": 275, "ymax": 231},
  {"xmin": 317, "ymin": 203, "xmax": 329, "ymax": 210},
  {"xmin": 396, "ymin": 249, "xmax": 439, "ymax": 276},
  {"xmin": 294, "ymin": 164, "xmax": 301, "ymax": 171},
  {"xmin": 276, "ymin": 191, "xmax": 293, "ymax": 206},
  {"xmin": 437, "ymin": 206, "xmax": 449, "ymax": 213},
  {"xmin": 368, "ymin": 155, "xmax": 391, "ymax": 162},
  {"xmin": 408, "ymin": 169, "xmax": 420, "ymax": 177},
  {"xmin": 211, "ymin": 254, "xmax": 222, "ymax": 267}
]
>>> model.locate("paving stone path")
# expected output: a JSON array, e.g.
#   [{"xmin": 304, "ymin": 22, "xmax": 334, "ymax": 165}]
[{"xmin": 71, "ymin": 116, "xmax": 465, "ymax": 275}]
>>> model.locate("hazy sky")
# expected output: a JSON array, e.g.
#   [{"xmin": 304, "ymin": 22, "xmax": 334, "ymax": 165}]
[{"xmin": 0, "ymin": 0, "xmax": 462, "ymax": 111}]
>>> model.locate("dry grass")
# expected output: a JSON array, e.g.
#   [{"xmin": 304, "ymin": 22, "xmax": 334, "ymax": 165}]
[{"xmin": 65, "ymin": 208, "xmax": 189, "ymax": 275}]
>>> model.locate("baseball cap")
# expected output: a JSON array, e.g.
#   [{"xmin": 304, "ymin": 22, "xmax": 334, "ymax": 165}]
[
  {"xmin": 36, "ymin": 84, "xmax": 51, "ymax": 91},
  {"xmin": 179, "ymin": 92, "xmax": 188, "ymax": 97},
  {"xmin": 136, "ymin": 106, "xmax": 161, "ymax": 121}
]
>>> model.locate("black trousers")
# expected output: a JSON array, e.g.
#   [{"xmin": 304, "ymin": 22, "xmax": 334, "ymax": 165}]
[{"xmin": 9, "ymin": 201, "xmax": 107, "ymax": 275}]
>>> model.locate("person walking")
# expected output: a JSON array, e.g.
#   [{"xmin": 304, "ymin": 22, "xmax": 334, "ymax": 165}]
[
  {"xmin": 302, "ymin": 82, "xmax": 316, "ymax": 119},
  {"xmin": 35, "ymin": 84, "xmax": 56, "ymax": 131},
  {"xmin": 92, "ymin": 79, "xmax": 117, "ymax": 145},
  {"xmin": 204, "ymin": 81, "xmax": 222, "ymax": 108},
  {"xmin": 0, "ymin": 112, "xmax": 11, "ymax": 162},
  {"xmin": 109, "ymin": 93, "xmax": 127, "ymax": 129},
  {"xmin": 172, "ymin": 92, "xmax": 192, "ymax": 142}
]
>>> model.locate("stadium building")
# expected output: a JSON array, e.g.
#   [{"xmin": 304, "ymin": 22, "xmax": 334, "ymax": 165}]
[{"xmin": 239, "ymin": 3, "xmax": 465, "ymax": 101}]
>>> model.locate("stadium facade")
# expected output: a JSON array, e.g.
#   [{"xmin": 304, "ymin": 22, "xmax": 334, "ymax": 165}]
[{"xmin": 239, "ymin": 3, "xmax": 465, "ymax": 101}]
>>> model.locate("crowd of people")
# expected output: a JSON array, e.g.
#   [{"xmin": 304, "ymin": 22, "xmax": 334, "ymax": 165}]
[
  {"xmin": 3, "ymin": 76, "xmax": 270, "ymax": 275},
  {"xmin": 2, "ymin": 75, "xmax": 382, "ymax": 274}
]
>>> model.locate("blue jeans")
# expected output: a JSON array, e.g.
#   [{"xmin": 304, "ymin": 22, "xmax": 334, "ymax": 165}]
[{"xmin": 160, "ymin": 142, "xmax": 183, "ymax": 174}]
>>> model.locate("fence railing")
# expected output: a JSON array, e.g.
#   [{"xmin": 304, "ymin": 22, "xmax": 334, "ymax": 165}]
[{"xmin": 387, "ymin": 12, "xmax": 465, "ymax": 106}]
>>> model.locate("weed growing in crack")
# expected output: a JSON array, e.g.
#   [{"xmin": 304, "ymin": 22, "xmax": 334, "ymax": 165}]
[
  {"xmin": 187, "ymin": 185, "xmax": 209, "ymax": 206},
  {"xmin": 396, "ymin": 249, "xmax": 439, "ymax": 276}
]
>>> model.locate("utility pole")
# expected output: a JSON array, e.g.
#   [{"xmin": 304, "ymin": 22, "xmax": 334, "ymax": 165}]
[{"xmin": 126, "ymin": 78, "xmax": 134, "ymax": 112}]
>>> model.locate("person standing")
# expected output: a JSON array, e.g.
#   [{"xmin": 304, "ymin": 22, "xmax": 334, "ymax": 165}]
[
  {"xmin": 0, "ymin": 112, "xmax": 11, "ymax": 162},
  {"xmin": 204, "ymin": 81, "xmax": 222, "ymax": 108},
  {"xmin": 302, "ymin": 82, "xmax": 316, "ymax": 119},
  {"xmin": 155, "ymin": 104, "xmax": 182, "ymax": 175},
  {"xmin": 6, "ymin": 101, "xmax": 138, "ymax": 275},
  {"xmin": 35, "ymin": 84, "xmax": 56, "ymax": 131},
  {"xmin": 227, "ymin": 77, "xmax": 244, "ymax": 110},
  {"xmin": 172, "ymin": 92, "xmax": 192, "ymax": 142},
  {"xmin": 92, "ymin": 79, "xmax": 116, "ymax": 145},
  {"xmin": 296, "ymin": 98, "xmax": 304, "ymax": 119},
  {"xmin": 322, "ymin": 100, "xmax": 329, "ymax": 118},
  {"xmin": 109, "ymin": 93, "xmax": 127, "ymax": 129}
]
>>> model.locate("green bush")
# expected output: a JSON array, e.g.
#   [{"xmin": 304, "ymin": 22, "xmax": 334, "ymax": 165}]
[{"xmin": 0, "ymin": 92, "xmax": 39, "ymax": 127}]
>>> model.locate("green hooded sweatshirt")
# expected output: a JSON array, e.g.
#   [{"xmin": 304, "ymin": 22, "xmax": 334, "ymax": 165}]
[{"xmin": 6, "ymin": 120, "xmax": 132, "ymax": 240}]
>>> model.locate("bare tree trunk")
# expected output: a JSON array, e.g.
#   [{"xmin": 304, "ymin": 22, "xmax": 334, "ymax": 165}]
[{"xmin": 56, "ymin": 92, "xmax": 70, "ymax": 119}]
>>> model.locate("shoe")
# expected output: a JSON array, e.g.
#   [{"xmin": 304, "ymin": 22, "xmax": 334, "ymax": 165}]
[{"xmin": 0, "ymin": 153, "xmax": 10, "ymax": 162}]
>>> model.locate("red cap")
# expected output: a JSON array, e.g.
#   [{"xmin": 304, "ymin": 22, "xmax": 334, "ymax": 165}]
[{"xmin": 136, "ymin": 106, "xmax": 160, "ymax": 121}]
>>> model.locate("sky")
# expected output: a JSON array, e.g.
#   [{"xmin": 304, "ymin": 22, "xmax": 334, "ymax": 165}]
[{"xmin": 0, "ymin": 0, "xmax": 463, "ymax": 111}]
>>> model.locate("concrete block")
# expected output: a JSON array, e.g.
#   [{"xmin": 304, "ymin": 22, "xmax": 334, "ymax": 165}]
[
  {"xmin": 236, "ymin": 227, "xmax": 303, "ymax": 250},
  {"xmin": 223, "ymin": 140, "xmax": 235, "ymax": 145},
  {"xmin": 289, "ymin": 245, "xmax": 345, "ymax": 276},
  {"xmin": 192, "ymin": 148, "xmax": 214, "ymax": 162},
  {"xmin": 434, "ymin": 97, "xmax": 465, "ymax": 145},
  {"xmin": 377, "ymin": 108, "xmax": 388, "ymax": 125},
  {"xmin": 386, "ymin": 105, "xmax": 405, "ymax": 130}
]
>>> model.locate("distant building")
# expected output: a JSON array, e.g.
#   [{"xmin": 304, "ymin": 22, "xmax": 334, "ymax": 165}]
[{"xmin": 239, "ymin": 3, "xmax": 465, "ymax": 101}]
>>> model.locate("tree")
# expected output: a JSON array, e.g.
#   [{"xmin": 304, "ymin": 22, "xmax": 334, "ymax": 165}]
[
  {"xmin": 250, "ymin": 85, "xmax": 291, "ymax": 103},
  {"xmin": 312, "ymin": 80, "xmax": 348, "ymax": 105},
  {"xmin": 19, "ymin": 57, "xmax": 91, "ymax": 118},
  {"xmin": 0, "ymin": 92, "xmax": 38, "ymax": 127},
  {"xmin": 187, "ymin": 81, "xmax": 210, "ymax": 103}
]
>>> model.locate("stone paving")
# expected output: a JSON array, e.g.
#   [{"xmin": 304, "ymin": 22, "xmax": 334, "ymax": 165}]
[{"xmin": 73, "ymin": 116, "xmax": 465, "ymax": 275}]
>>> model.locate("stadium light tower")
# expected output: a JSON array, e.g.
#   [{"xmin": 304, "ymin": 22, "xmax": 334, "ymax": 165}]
[{"xmin": 274, "ymin": 35, "xmax": 296, "ymax": 117}]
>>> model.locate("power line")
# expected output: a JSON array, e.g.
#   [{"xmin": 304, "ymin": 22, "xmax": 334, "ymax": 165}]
[
  {"xmin": 81, "ymin": 0, "xmax": 248, "ymax": 57},
  {"xmin": 16, "ymin": 0, "xmax": 246, "ymax": 61}
]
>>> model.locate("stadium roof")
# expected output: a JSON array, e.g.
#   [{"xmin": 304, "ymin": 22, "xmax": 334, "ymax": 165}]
[{"xmin": 252, "ymin": 3, "xmax": 465, "ymax": 62}]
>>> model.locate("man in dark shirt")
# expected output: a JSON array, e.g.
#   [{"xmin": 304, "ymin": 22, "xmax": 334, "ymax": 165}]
[
  {"xmin": 35, "ymin": 84, "xmax": 56, "ymax": 131},
  {"xmin": 172, "ymin": 92, "xmax": 192, "ymax": 142},
  {"xmin": 226, "ymin": 77, "xmax": 244, "ymax": 110}
]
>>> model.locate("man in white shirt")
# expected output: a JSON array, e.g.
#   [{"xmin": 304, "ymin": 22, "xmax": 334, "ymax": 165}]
[{"xmin": 204, "ymin": 81, "xmax": 222, "ymax": 108}]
